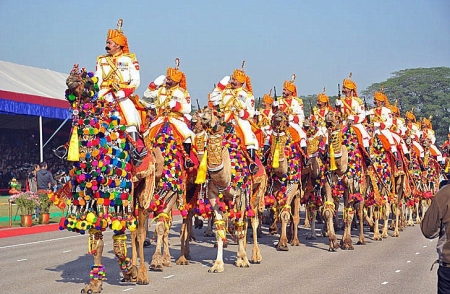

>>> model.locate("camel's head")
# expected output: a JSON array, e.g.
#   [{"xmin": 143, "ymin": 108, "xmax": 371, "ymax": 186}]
[
  {"xmin": 271, "ymin": 110, "xmax": 289, "ymax": 133},
  {"xmin": 199, "ymin": 107, "xmax": 224, "ymax": 134},
  {"xmin": 65, "ymin": 64, "xmax": 98, "ymax": 105},
  {"xmin": 325, "ymin": 110, "xmax": 340, "ymax": 129},
  {"xmin": 304, "ymin": 117, "xmax": 317, "ymax": 136},
  {"xmin": 190, "ymin": 110, "xmax": 204, "ymax": 134}
]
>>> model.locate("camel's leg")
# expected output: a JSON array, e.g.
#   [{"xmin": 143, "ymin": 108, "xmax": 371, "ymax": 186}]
[
  {"xmin": 188, "ymin": 209, "xmax": 197, "ymax": 242},
  {"xmin": 149, "ymin": 219, "xmax": 165, "ymax": 271},
  {"xmin": 381, "ymin": 204, "xmax": 390, "ymax": 238},
  {"xmin": 204, "ymin": 216, "xmax": 215, "ymax": 237},
  {"xmin": 269, "ymin": 208, "xmax": 279, "ymax": 235},
  {"xmin": 113, "ymin": 233, "xmax": 138, "ymax": 282},
  {"xmin": 407, "ymin": 205, "xmax": 415, "ymax": 226},
  {"xmin": 340, "ymin": 206, "xmax": 355, "ymax": 250},
  {"xmin": 290, "ymin": 196, "xmax": 301, "ymax": 246},
  {"xmin": 250, "ymin": 215, "xmax": 262, "ymax": 264},
  {"xmin": 356, "ymin": 201, "xmax": 366, "ymax": 245},
  {"xmin": 373, "ymin": 207, "xmax": 382, "ymax": 241},
  {"xmin": 392, "ymin": 203, "xmax": 401, "ymax": 237},
  {"xmin": 235, "ymin": 218, "xmax": 250, "ymax": 268},
  {"xmin": 176, "ymin": 217, "xmax": 190, "ymax": 265},
  {"xmin": 135, "ymin": 207, "xmax": 150, "ymax": 285},
  {"xmin": 304, "ymin": 205, "xmax": 311, "ymax": 228},
  {"xmin": 277, "ymin": 206, "xmax": 290, "ymax": 251},
  {"xmin": 415, "ymin": 201, "xmax": 421, "ymax": 224},
  {"xmin": 82, "ymin": 231, "xmax": 105, "ymax": 294},
  {"xmin": 306, "ymin": 206, "xmax": 317, "ymax": 240},
  {"xmin": 209, "ymin": 217, "xmax": 225, "ymax": 273}
]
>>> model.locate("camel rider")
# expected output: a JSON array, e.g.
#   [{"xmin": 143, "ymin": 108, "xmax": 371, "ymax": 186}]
[
  {"xmin": 404, "ymin": 110, "xmax": 425, "ymax": 160},
  {"xmin": 389, "ymin": 103, "xmax": 411, "ymax": 165},
  {"xmin": 441, "ymin": 130, "xmax": 450, "ymax": 173},
  {"xmin": 256, "ymin": 91, "xmax": 275, "ymax": 164},
  {"xmin": 311, "ymin": 89, "xmax": 333, "ymax": 145},
  {"xmin": 209, "ymin": 63, "xmax": 260, "ymax": 174},
  {"xmin": 365, "ymin": 91, "xmax": 402, "ymax": 167},
  {"xmin": 95, "ymin": 19, "xmax": 147, "ymax": 166},
  {"xmin": 335, "ymin": 74, "xmax": 371, "ymax": 166},
  {"xmin": 273, "ymin": 74, "xmax": 307, "ymax": 160},
  {"xmin": 420, "ymin": 117, "xmax": 443, "ymax": 164},
  {"xmin": 141, "ymin": 58, "xmax": 195, "ymax": 169}
]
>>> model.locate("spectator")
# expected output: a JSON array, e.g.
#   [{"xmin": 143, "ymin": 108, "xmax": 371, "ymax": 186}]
[
  {"xmin": 36, "ymin": 162, "xmax": 55, "ymax": 220},
  {"xmin": 27, "ymin": 164, "xmax": 39, "ymax": 193},
  {"xmin": 421, "ymin": 185, "xmax": 450, "ymax": 293}
]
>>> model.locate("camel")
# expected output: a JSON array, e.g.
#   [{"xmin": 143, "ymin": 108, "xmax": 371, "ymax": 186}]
[
  {"xmin": 366, "ymin": 134, "xmax": 406, "ymax": 240},
  {"xmin": 196, "ymin": 107, "xmax": 267, "ymax": 272},
  {"xmin": 55, "ymin": 66, "xmax": 155, "ymax": 293},
  {"xmin": 144, "ymin": 119, "xmax": 198, "ymax": 270},
  {"xmin": 264, "ymin": 110, "xmax": 303, "ymax": 251}
]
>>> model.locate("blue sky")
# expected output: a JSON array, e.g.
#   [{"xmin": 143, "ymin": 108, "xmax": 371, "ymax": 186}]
[{"xmin": 1, "ymin": 0, "xmax": 449, "ymax": 105}]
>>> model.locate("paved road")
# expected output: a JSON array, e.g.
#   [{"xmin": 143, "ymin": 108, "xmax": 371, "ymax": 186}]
[{"xmin": 0, "ymin": 216, "xmax": 439, "ymax": 294}]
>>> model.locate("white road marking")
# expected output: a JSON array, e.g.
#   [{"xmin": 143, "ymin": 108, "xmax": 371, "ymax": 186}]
[
  {"xmin": 423, "ymin": 245, "xmax": 427, "ymax": 248},
  {"xmin": 415, "ymin": 252, "xmax": 420, "ymax": 255},
  {"xmin": 63, "ymin": 250, "xmax": 72, "ymax": 253},
  {"xmin": 17, "ymin": 258, "xmax": 27, "ymax": 262},
  {"xmin": 0, "ymin": 235, "xmax": 81, "ymax": 249},
  {"xmin": 382, "ymin": 281, "xmax": 389, "ymax": 285},
  {"xmin": 122, "ymin": 288, "xmax": 133, "ymax": 292},
  {"xmin": 407, "ymin": 260, "xmax": 411, "ymax": 263},
  {"xmin": 163, "ymin": 275, "xmax": 174, "ymax": 279},
  {"xmin": 395, "ymin": 270, "xmax": 401, "ymax": 273}
]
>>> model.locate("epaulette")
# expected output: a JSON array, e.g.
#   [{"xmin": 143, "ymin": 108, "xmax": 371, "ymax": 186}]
[
  {"xmin": 96, "ymin": 54, "xmax": 108, "ymax": 62},
  {"xmin": 354, "ymin": 96, "xmax": 363, "ymax": 105},
  {"xmin": 122, "ymin": 52, "xmax": 137, "ymax": 61},
  {"xmin": 293, "ymin": 96, "xmax": 303, "ymax": 105}
]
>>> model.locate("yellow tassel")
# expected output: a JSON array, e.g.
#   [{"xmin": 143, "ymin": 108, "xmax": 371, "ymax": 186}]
[
  {"xmin": 272, "ymin": 142, "xmax": 280, "ymax": 169},
  {"xmin": 195, "ymin": 150, "xmax": 208, "ymax": 184},
  {"xmin": 67, "ymin": 126, "xmax": 80, "ymax": 161},
  {"xmin": 445, "ymin": 159, "xmax": 449, "ymax": 173},
  {"xmin": 329, "ymin": 143, "xmax": 337, "ymax": 171}
]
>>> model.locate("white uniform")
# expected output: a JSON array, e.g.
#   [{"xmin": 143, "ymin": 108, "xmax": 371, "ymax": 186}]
[
  {"xmin": 407, "ymin": 122, "xmax": 424, "ymax": 158},
  {"xmin": 391, "ymin": 117, "xmax": 409, "ymax": 155},
  {"xmin": 142, "ymin": 84, "xmax": 194, "ymax": 142},
  {"xmin": 366, "ymin": 106, "xmax": 397, "ymax": 152},
  {"xmin": 336, "ymin": 96, "xmax": 371, "ymax": 148},
  {"xmin": 95, "ymin": 52, "xmax": 141, "ymax": 132},
  {"xmin": 209, "ymin": 86, "xmax": 259, "ymax": 149},
  {"xmin": 422, "ymin": 128, "xmax": 443, "ymax": 162},
  {"xmin": 278, "ymin": 97, "xmax": 307, "ymax": 147}
]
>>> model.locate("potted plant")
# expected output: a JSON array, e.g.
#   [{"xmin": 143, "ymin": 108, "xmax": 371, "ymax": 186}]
[
  {"xmin": 9, "ymin": 191, "xmax": 39, "ymax": 227},
  {"xmin": 37, "ymin": 192, "xmax": 53, "ymax": 224}
]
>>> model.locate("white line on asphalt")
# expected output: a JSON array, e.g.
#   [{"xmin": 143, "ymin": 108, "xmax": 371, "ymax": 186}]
[
  {"xmin": 17, "ymin": 258, "xmax": 27, "ymax": 262},
  {"xmin": 423, "ymin": 245, "xmax": 427, "ymax": 248},
  {"xmin": 122, "ymin": 288, "xmax": 133, "ymax": 291},
  {"xmin": 395, "ymin": 270, "xmax": 401, "ymax": 273},
  {"xmin": 415, "ymin": 252, "xmax": 420, "ymax": 255},
  {"xmin": 407, "ymin": 260, "xmax": 411, "ymax": 263},
  {"xmin": 163, "ymin": 275, "xmax": 174, "ymax": 279},
  {"xmin": 0, "ymin": 235, "xmax": 81, "ymax": 249},
  {"xmin": 382, "ymin": 281, "xmax": 389, "ymax": 285},
  {"xmin": 63, "ymin": 250, "xmax": 72, "ymax": 253}
]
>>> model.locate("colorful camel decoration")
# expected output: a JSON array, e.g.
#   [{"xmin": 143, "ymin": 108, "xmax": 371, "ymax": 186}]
[
  {"xmin": 54, "ymin": 66, "xmax": 155, "ymax": 293},
  {"xmin": 196, "ymin": 107, "xmax": 267, "ymax": 272}
]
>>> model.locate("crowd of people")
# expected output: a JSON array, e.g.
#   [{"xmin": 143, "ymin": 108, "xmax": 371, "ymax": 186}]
[{"xmin": 0, "ymin": 129, "xmax": 71, "ymax": 192}]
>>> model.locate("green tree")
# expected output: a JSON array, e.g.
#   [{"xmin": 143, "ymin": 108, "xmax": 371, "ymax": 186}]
[{"xmin": 361, "ymin": 67, "xmax": 450, "ymax": 145}]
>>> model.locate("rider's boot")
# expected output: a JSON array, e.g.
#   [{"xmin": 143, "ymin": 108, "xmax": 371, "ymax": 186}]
[
  {"xmin": 261, "ymin": 145, "xmax": 270, "ymax": 166},
  {"xmin": 247, "ymin": 148, "xmax": 259, "ymax": 175},
  {"xmin": 393, "ymin": 151, "xmax": 403, "ymax": 168},
  {"xmin": 183, "ymin": 142, "xmax": 195, "ymax": 168},
  {"xmin": 129, "ymin": 131, "xmax": 148, "ymax": 167},
  {"xmin": 302, "ymin": 146, "xmax": 309, "ymax": 165},
  {"xmin": 364, "ymin": 147, "xmax": 373, "ymax": 166}
]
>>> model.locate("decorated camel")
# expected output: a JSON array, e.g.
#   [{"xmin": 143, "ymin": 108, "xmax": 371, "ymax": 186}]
[
  {"xmin": 53, "ymin": 66, "xmax": 156, "ymax": 293},
  {"xmin": 264, "ymin": 110, "xmax": 303, "ymax": 250},
  {"xmin": 195, "ymin": 106, "xmax": 267, "ymax": 272}
]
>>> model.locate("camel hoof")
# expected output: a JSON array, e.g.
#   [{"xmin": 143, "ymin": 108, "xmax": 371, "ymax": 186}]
[
  {"xmin": 356, "ymin": 240, "xmax": 366, "ymax": 245},
  {"xmin": 328, "ymin": 247, "xmax": 337, "ymax": 252},
  {"xmin": 277, "ymin": 245, "xmax": 289, "ymax": 251}
]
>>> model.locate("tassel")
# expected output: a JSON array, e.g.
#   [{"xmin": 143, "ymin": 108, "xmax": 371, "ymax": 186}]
[
  {"xmin": 329, "ymin": 143, "xmax": 337, "ymax": 171},
  {"xmin": 272, "ymin": 141, "xmax": 280, "ymax": 168},
  {"xmin": 445, "ymin": 159, "xmax": 449, "ymax": 173},
  {"xmin": 195, "ymin": 150, "xmax": 208, "ymax": 184},
  {"xmin": 67, "ymin": 126, "xmax": 80, "ymax": 161}
]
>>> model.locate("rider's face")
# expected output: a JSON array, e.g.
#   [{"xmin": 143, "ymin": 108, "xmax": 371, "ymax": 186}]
[
  {"xmin": 105, "ymin": 39, "xmax": 122, "ymax": 55},
  {"xmin": 282, "ymin": 88, "xmax": 292, "ymax": 98},
  {"xmin": 230, "ymin": 76, "xmax": 243, "ymax": 89}
]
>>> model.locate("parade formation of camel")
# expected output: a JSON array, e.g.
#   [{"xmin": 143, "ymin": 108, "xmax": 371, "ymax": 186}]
[{"xmin": 50, "ymin": 67, "xmax": 445, "ymax": 293}]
